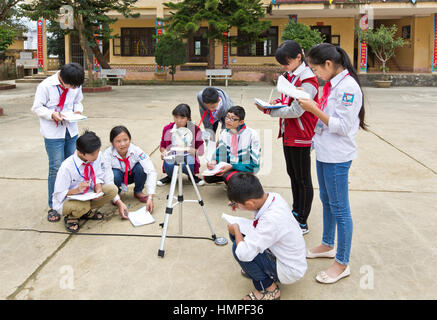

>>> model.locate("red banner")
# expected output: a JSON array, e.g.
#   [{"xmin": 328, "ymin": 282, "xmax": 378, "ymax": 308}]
[
  {"xmin": 433, "ymin": 14, "xmax": 437, "ymax": 72},
  {"xmin": 37, "ymin": 19, "xmax": 44, "ymax": 72},
  {"xmin": 358, "ymin": 14, "xmax": 368, "ymax": 73},
  {"xmin": 222, "ymin": 32, "xmax": 229, "ymax": 68}
]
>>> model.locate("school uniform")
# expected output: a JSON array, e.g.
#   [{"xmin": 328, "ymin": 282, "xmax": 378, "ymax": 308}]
[
  {"xmin": 313, "ymin": 69, "xmax": 363, "ymax": 266},
  {"xmin": 265, "ymin": 62, "xmax": 319, "ymax": 230},
  {"xmin": 52, "ymin": 151, "xmax": 118, "ymax": 218},
  {"xmin": 197, "ymin": 87, "xmax": 233, "ymax": 135},
  {"xmin": 160, "ymin": 121, "xmax": 204, "ymax": 177},
  {"xmin": 102, "ymin": 143, "xmax": 157, "ymax": 201},
  {"xmin": 31, "ymin": 72, "xmax": 84, "ymax": 209},
  {"xmin": 231, "ymin": 192, "xmax": 307, "ymax": 291},
  {"xmin": 204, "ymin": 124, "xmax": 261, "ymax": 184}
]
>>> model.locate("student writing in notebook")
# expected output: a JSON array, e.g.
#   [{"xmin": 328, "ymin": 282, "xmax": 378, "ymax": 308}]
[
  {"xmin": 52, "ymin": 131, "xmax": 118, "ymax": 233},
  {"xmin": 31, "ymin": 63, "xmax": 85, "ymax": 223},
  {"xmin": 102, "ymin": 125, "xmax": 157, "ymax": 216}
]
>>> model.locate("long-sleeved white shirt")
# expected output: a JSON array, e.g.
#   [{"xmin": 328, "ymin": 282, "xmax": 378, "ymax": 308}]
[
  {"xmin": 102, "ymin": 143, "xmax": 157, "ymax": 198},
  {"xmin": 31, "ymin": 72, "xmax": 84, "ymax": 139},
  {"xmin": 52, "ymin": 151, "xmax": 105, "ymax": 214},
  {"xmin": 235, "ymin": 192, "xmax": 307, "ymax": 284},
  {"xmin": 313, "ymin": 69, "xmax": 363, "ymax": 163}
]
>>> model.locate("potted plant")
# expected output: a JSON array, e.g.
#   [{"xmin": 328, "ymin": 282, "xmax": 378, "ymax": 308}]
[
  {"xmin": 154, "ymin": 33, "xmax": 187, "ymax": 82},
  {"xmin": 357, "ymin": 24, "xmax": 408, "ymax": 88}
]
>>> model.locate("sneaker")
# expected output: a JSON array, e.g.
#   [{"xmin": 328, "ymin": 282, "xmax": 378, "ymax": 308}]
[
  {"xmin": 157, "ymin": 176, "xmax": 171, "ymax": 187},
  {"xmin": 193, "ymin": 175, "xmax": 205, "ymax": 186}
]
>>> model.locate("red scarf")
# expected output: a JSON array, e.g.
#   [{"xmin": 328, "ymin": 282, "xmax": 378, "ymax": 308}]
[
  {"xmin": 253, "ymin": 196, "xmax": 276, "ymax": 228},
  {"xmin": 83, "ymin": 162, "xmax": 96, "ymax": 194},
  {"xmin": 117, "ymin": 156, "xmax": 132, "ymax": 186},
  {"xmin": 199, "ymin": 110, "xmax": 216, "ymax": 127},
  {"xmin": 55, "ymin": 85, "xmax": 69, "ymax": 126},
  {"xmin": 318, "ymin": 80, "xmax": 332, "ymax": 111}
]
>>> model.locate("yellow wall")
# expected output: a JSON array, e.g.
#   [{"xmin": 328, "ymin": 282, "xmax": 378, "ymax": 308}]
[{"xmin": 8, "ymin": 39, "xmax": 25, "ymax": 50}]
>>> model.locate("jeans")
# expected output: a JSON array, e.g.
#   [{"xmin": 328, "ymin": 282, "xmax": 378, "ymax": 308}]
[
  {"xmin": 230, "ymin": 233, "xmax": 279, "ymax": 291},
  {"xmin": 113, "ymin": 162, "xmax": 148, "ymax": 194},
  {"xmin": 283, "ymin": 145, "xmax": 314, "ymax": 227},
  {"xmin": 316, "ymin": 160, "xmax": 353, "ymax": 265},
  {"xmin": 44, "ymin": 130, "xmax": 78, "ymax": 209},
  {"xmin": 163, "ymin": 155, "xmax": 195, "ymax": 178}
]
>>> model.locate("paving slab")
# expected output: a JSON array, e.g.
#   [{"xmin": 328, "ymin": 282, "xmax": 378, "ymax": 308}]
[{"xmin": 0, "ymin": 83, "xmax": 436, "ymax": 300}]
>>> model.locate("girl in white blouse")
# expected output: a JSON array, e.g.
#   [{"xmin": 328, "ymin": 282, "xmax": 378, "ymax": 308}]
[{"xmin": 298, "ymin": 43, "xmax": 368, "ymax": 284}]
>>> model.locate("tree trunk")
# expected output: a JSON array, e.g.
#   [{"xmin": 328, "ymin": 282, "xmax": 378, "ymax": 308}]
[
  {"xmin": 74, "ymin": 15, "xmax": 95, "ymax": 83},
  {"xmin": 90, "ymin": 45, "xmax": 111, "ymax": 69},
  {"xmin": 208, "ymin": 37, "xmax": 215, "ymax": 69}
]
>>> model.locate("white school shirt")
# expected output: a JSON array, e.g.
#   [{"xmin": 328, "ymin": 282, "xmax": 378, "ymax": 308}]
[
  {"xmin": 313, "ymin": 69, "xmax": 363, "ymax": 163},
  {"xmin": 102, "ymin": 143, "xmax": 157, "ymax": 198},
  {"xmin": 52, "ymin": 151, "xmax": 105, "ymax": 215},
  {"xmin": 31, "ymin": 72, "xmax": 84, "ymax": 139},
  {"xmin": 235, "ymin": 193, "xmax": 307, "ymax": 284}
]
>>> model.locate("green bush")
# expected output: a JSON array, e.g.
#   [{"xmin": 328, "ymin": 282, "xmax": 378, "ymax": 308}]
[{"xmin": 281, "ymin": 23, "xmax": 324, "ymax": 53}]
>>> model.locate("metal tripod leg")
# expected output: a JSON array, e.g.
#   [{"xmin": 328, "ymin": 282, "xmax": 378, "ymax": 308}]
[
  {"xmin": 185, "ymin": 163, "xmax": 228, "ymax": 246},
  {"xmin": 157, "ymin": 163, "xmax": 180, "ymax": 258}
]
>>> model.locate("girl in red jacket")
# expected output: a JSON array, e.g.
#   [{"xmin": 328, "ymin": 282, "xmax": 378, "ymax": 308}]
[{"xmin": 256, "ymin": 40, "xmax": 319, "ymax": 235}]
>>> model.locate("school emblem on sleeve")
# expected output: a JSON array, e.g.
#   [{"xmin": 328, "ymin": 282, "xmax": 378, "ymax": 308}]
[
  {"xmin": 139, "ymin": 153, "xmax": 146, "ymax": 160},
  {"xmin": 342, "ymin": 93, "xmax": 355, "ymax": 106}
]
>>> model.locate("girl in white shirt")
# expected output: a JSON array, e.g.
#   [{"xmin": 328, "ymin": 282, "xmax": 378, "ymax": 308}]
[
  {"xmin": 298, "ymin": 44, "xmax": 368, "ymax": 284},
  {"xmin": 103, "ymin": 126, "xmax": 157, "ymax": 216}
]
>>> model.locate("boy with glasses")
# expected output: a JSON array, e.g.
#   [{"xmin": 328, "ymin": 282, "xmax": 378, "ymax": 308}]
[{"xmin": 204, "ymin": 106, "xmax": 260, "ymax": 184}]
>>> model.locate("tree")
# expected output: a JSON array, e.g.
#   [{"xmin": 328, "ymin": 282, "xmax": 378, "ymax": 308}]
[
  {"xmin": 0, "ymin": 27, "xmax": 15, "ymax": 51},
  {"xmin": 0, "ymin": 0, "xmax": 28, "ymax": 53},
  {"xmin": 163, "ymin": 0, "xmax": 271, "ymax": 69},
  {"xmin": 21, "ymin": 0, "xmax": 139, "ymax": 83},
  {"xmin": 281, "ymin": 22, "xmax": 324, "ymax": 53},
  {"xmin": 155, "ymin": 33, "xmax": 187, "ymax": 81},
  {"xmin": 357, "ymin": 24, "xmax": 407, "ymax": 78}
]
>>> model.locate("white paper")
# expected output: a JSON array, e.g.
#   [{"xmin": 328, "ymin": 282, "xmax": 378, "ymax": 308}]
[
  {"xmin": 128, "ymin": 206, "xmax": 155, "ymax": 227},
  {"xmin": 222, "ymin": 213, "xmax": 253, "ymax": 235},
  {"xmin": 202, "ymin": 162, "xmax": 229, "ymax": 176},
  {"xmin": 254, "ymin": 98, "xmax": 286, "ymax": 109},
  {"xmin": 276, "ymin": 75, "xmax": 311, "ymax": 100},
  {"xmin": 61, "ymin": 112, "xmax": 88, "ymax": 122},
  {"xmin": 67, "ymin": 192, "xmax": 104, "ymax": 201}
]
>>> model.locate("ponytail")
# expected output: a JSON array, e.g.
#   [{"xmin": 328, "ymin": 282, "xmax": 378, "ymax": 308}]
[{"xmin": 308, "ymin": 43, "xmax": 368, "ymax": 131}]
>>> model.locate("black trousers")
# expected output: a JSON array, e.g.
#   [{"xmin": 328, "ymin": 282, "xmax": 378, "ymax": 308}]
[
  {"xmin": 203, "ymin": 170, "xmax": 237, "ymax": 185},
  {"xmin": 283, "ymin": 144, "xmax": 314, "ymax": 227}
]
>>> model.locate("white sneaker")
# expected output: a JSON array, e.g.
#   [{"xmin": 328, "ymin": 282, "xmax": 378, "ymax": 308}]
[
  {"xmin": 197, "ymin": 179, "xmax": 205, "ymax": 186},
  {"xmin": 156, "ymin": 180, "xmax": 164, "ymax": 187}
]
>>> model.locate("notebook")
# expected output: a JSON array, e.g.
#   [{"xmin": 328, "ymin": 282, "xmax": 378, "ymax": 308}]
[
  {"xmin": 67, "ymin": 192, "xmax": 104, "ymax": 201},
  {"xmin": 276, "ymin": 75, "xmax": 311, "ymax": 100},
  {"xmin": 254, "ymin": 98, "xmax": 287, "ymax": 109},
  {"xmin": 62, "ymin": 112, "xmax": 88, "ymax": 122},
  {"xmin": 128, "ymin": 206, "xmax": 155, "ymax": 227},
  {"xmin": 222, "ymin": 213, "xmax": 253, "ymax": 236},
  {"xmin": 202, "ymin": 162, "xmax": 229, "ymax": 176}
]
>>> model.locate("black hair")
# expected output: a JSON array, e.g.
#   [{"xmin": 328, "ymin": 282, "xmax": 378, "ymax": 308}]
[
  {"xmin": 227, "ymin": 105, "xmax": 245, "ymax": 121},
  {"xmin": 307, "ymin": 43, "xmax": 368, "ymax": 131},
  {"xmin": 227, "ymin": 173, "xmax": 264, "ymax": 204},
  {"xmin": 202, "ymin": 87, "xmax": 219, "ymax": 104},
  {"xmin": 109, "ymin": 125, "xmax": 131, "ymax": 143},
  {"xmin": 172, "ymin": 103, "xmax": 192, "ymax": 121},
  {"xmin": 59, "ymin": 62, "xmax": 85, "ymax": 87},
  {"xmin": 76, "ymin": 130, "xmax": 101, "ymax": 154},
  {"xmin": 275, "ymin": 40, "xmax": 305, "ymax": 65}
]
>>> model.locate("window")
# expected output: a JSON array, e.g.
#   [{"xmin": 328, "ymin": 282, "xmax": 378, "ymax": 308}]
[
  {"xmin": 120, "ymin": 28, "xmax": 155, "ymax": 57},
  {"xmin": 311, "ymin": 26, "xmax": 331, "ymax": 44},
  {"xmin": 234, "ymin": 27, "xmax": 278, "ymax": 57},
  {"xmin": 187, "ymin": 27, "xmax": 209, "ymax": 63}
]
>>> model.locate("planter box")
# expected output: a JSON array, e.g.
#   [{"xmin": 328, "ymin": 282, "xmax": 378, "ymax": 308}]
[
  {"xmin": 375, "ymin": 80, "xmax": 392, "ymax": 88},
  {"xmin": 82, "ymin": 86, "xmax": 112, "ymax": 93},
  {"xmin": 0, "ymin": 83, "xmax": 16, "ymax": 90}
]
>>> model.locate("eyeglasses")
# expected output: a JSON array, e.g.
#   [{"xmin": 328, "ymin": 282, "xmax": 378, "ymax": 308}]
[{"xmin": 225, "ymin": 116, "xmax": 240, "ymax": 122}]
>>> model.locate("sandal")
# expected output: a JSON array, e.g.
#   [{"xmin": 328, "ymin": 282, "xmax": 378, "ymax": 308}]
[
  {"xmin": 244, "ymin": 286, "xmax": 280, "ymax": 300},
  {"xmin": 64, "ymin": 216, "xmax": 80, "ymax": 233},
  {"xmin": 47, "ymin": 209, "xmax": 61, "ymax": 222},
  {"xmin": 81, "ymin": 210, "xmax": 104, "ymax": 220}
]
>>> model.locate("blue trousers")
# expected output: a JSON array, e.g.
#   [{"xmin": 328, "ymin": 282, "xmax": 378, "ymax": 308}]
[
  {"xmin": 230, "ymin": 233, "xmax": 279, "ymax": 291},
  {"xmin": 44, "ymin": 130, "xmax": 77, "ymax": 208},
  {"xmin": 163, "ymin": 155, "xmax": 195, "ymax": 178},
  {"xmin": 316, "ymin": 160, "xmax": 353, "ymax": 265},
  {"xmin": 113, "ymin": 162, "xmax": 148, "ymax": 194}
]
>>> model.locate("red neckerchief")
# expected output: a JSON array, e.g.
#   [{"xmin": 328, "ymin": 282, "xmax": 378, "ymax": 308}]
[
  {"xmin": 116, "ymin": 156, "xmax": 132, "ymax": 186},
  {"xmin": 83, "ymin": 162, "xmax": 96, "ymax": 194},
  {"xmin": 55, "ymin": 85, "xmax": 69, "ymax": 126},
  {"xmin": 253, "ymin": 196, "xmax": 276, "ymax": 228}
]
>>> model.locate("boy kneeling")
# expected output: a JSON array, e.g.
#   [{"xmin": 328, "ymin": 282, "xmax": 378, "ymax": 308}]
[
  {"xmin": 227, "ymin": 173, "xmax": 307, "ymax": 300},
  {"xmin": 52, "ymin": 130, "xmax": 118, "ymax": 233}
]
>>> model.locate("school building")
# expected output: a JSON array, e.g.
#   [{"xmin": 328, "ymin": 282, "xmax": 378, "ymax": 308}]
[{"xmin": 62, "ymin": 0, "xmax": 437, "ymax": 79}]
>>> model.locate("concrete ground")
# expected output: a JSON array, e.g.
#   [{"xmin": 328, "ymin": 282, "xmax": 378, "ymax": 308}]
[{"xmin": 0, "ymin": 82, "xmax": 436, "ymax": 300}]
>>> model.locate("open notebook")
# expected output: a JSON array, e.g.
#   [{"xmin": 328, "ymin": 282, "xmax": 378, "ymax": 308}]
[
  {"xmin": 128, "ymin": 206, "xmax": 155, "ymax": 227},
  {"xmin": 202, "ymin": 162, "xmax": 229, "ymax": 176},
  {"xmin": 254, "ymin": 98, "xmax": 287, "ymax": 109},
  {"xmin": 67, "ymin": 192, "xmax": 104, "ymax": 201},
  {"xmin": 222, "ymin": 213, "xmax": 253, "ymax": 235},
  {"xmin": 61, "ymin": 112, "xmax": 88, "ymax": 122}
]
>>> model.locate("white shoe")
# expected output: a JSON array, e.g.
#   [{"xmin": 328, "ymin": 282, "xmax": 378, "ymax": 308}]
[
  {"xmin": 316, "ymin": 265, "xmax": 350, "ymax": 284},
  {"xmin": 197, "ymin": 179, "xmax": 205, "ymax": 186},
  {"xmin": 306, "ymin": 248, "xmax": 336, "ymax": 259},
  {"xmin": 156, "ymin": 180, "xmax": 164, "ymax": 187}
]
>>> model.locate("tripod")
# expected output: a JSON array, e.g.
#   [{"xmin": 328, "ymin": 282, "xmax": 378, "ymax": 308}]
[{"xmin": 158, "ymin": 153, "xmax": 227, "ymax": 258}]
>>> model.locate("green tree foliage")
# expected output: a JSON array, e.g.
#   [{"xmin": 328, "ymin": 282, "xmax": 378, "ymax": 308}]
[
  {"xmin": 357, "ymin": 24, "xmax": 407, "ymax": 76},
  {"xmin": 0, "ymin": 0, "xmax": 28, "ymax": 52},
  {"xmin": 0, "ymin": 27, "xmax": 15, "ymax": 51},
  {"xmin": 155, "ymin": 33, "xmax": 187, "ymax": 81},
  {"xmin": 163, "ymin": 0, "xmax": 271, "ymax": 68},
  {"xmin": 281, "ymin": 22, "xmax": 324, "ymax": 53},
  {"xmin": 21, "ymin": 0, "xmax": 139, "ymax": 82}
]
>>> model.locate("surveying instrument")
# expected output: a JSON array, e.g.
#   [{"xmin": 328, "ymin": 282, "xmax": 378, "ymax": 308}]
[{"xmin": 157, "ymin": 126, "xmax": 228, "ymax": 258}]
